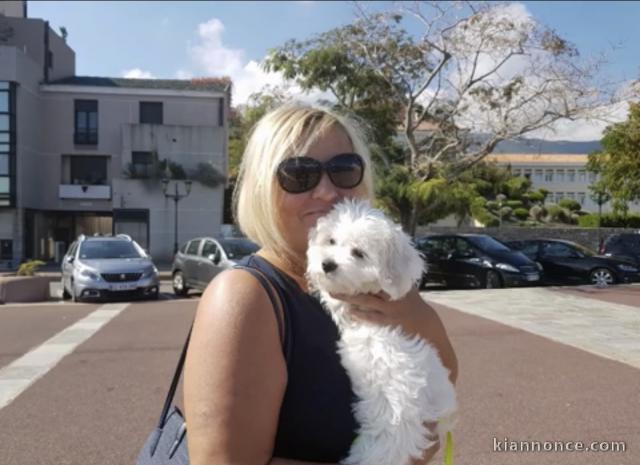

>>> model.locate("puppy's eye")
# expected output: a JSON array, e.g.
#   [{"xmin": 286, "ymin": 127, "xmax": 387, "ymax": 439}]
[
  {"xmin": 351, "ymin": 248, "xmax": 365, "ymax": 259},
  {"xmin": 329, "ymin": 238, "xmax": 335, "ymax": 245}
]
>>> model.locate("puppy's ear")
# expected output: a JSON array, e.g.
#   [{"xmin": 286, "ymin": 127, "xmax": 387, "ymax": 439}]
[{"xmin": 380, "ymin": 225, "xmax": 425, "ymax": 300}]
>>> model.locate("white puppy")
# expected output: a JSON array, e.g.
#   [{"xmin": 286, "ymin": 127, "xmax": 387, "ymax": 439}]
[{"xmin": 306, "ymin": 198, "xmax": 457, "ymax": 465}]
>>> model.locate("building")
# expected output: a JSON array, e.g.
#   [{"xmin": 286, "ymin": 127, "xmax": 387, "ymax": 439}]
[
  {"xmin": 486, "ymin": 152, "xmax": 640, "ymax": 214},
  {"xmin": 0, "ymin": 3, "xmax": 231, "ymax": 268}
]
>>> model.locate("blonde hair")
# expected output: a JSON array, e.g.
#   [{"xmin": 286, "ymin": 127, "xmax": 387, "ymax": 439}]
[{"xmin": 233, "ymin": 102, "xmax": 375, "ymax": 259}]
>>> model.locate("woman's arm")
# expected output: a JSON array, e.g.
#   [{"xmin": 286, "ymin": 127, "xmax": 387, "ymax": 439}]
[{"xmin": 184, "ymin": 269, "xmax": 288, "ymax": 465}]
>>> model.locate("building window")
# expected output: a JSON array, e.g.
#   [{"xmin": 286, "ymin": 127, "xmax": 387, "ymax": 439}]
[
  {"xmin": 140, "ymin": 102, "xmax": 163, "ymax": 124},
  {"xmin": 544, "ymin": 169, "xmax": 553, "ymax": 182},
  {"xmin": 556, "ymin": 169, "xmax": 565, "ymax": 182},
  {"xmin": 534, "ymin": 169, "xmax": 543, "ymax": 182},
  {"xmin": 589, "ymin": 172, "xmax": 597, "ymax": 183},
  {"xmin": 131, "ymin": 151, "xmax": 154, "ymax": 178},
  {"xmin": 577, "ymin": 192, "xmax": 586, "ymax": 205},
  {"xmin": 567, "ymin": 192, "xmax": 575, "ymax": 200},
  {"xmin": 74, "ymin": 100, "xmax": 98, "ymax": 145},
  {"xmin": 523, "ymin": 168, "xmax": 532, "ymax": 180},
  {"xmin": 0, "ymin": 239, "xmax": 12, "ymax": 260},
  {"xmin": 0, "ymin": 81, "xmax": 15, "ymax": 207},
  {"xmin": 555, "ymin": 192, "xmax": 564, "ymax": 203},
  {"xmin": 567, "ymin": 169, "xmax": 576, "ymax": 182},
  {"xmin": 578, "ymin": 170, "xmax": 586, "ymax": 182},
  {"xmin": 218, "ymin": 97, "xmax": 224, "ymax": 127},
  {"xmin": 70, "ymin": 156, "xmax": 108, "ymax": 185},
  {"xmin": 513, "ymin": 169, "xmax": 521, "ymax": 177}
]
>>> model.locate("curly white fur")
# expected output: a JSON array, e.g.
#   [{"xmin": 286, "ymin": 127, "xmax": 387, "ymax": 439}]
[{"xmin": 306, "ymin": 199, "xmax": 457, "ymax": 465}]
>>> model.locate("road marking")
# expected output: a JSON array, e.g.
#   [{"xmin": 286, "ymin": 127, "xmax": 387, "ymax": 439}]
[
  {"xmin": 422, "ymin": 287, "xmax": 640, "ymax": 370},
  {"xmin": 0, "ymin": 302, "xmax": 129, "ymax": 410}
]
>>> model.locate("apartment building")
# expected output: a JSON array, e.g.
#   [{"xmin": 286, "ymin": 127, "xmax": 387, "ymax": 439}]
[{"xmin": 0, "ymin": 3, "xmax": 231, "ymax": 268}]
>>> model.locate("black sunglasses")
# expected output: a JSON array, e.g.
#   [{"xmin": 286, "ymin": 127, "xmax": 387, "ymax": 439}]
[{"xmin": 276, "ymin": 153, "xmax": 365, "ymax": 194}]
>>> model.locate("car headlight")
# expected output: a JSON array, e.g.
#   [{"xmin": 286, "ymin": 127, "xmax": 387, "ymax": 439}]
[
  {"xmin": 535, "ymin": 261, "xmax": 544, "ymax": 271},
  {"xmin": 142, "ymin": 266, "xmax": 159, "ymax": 278},
  {"xmin": 80, "ymin": 268, "xmax": 100, "ymax": 280},
  {"xmin": 495, "ymin": 263, "xmax": 519, "ymax": 273},
  {"xmin": 617, "ymin": 264, "xmax": 638, "ymax": 272}
]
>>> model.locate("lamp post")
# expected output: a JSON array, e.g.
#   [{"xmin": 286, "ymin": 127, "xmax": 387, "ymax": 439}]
[{"xmin": 161, "ymin": 179, "xmax": 193, "ymax": 254}]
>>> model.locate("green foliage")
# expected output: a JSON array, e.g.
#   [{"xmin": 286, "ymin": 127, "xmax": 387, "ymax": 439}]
[
  {"xmin": 558, "ymin": 198, "xmax": 581, "ymax": 212},
  {"xmin": 528, "ymin": 191, "xmax": 546, "ymax": 203},
  {"xmin": 577, "ymin": 214, "xmax": 600, "ymax": 228},
  {"xmin": 513, "ymin": 207, "xmax": 529, "ymax": 221},
  {"xmin": 192, "ymin": 162, "xmax": 226, "ymax": 188},
  {"xmin": 506, "ymin": 200, "xmax": 523, "ymax": 209},
  {"xmin": 17, "ymin": 260, "xmax": 46, "ymax": 277},
  {"xmin": 588, "ymin": 102, "xmax": 640, "ymax": 213}
]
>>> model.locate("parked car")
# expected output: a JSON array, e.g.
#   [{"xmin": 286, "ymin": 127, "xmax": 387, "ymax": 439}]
[
  {"xmin": 599, "ymin": 233, "xmax": 640, "ymax": 267},
  {"xmin": 507, "ymin": 239, "xmax": 640, "ymax": 285},
  {"xmin": 415, "ymin": 234, "xmax": 541, "ymax": 289},
  {"xmin": 61, "ymin": 234, "xmax": 159, "ymax": 302},
  {"xmin": 172, "ymin": 237, "xmax": 260, "ymax": 296}
]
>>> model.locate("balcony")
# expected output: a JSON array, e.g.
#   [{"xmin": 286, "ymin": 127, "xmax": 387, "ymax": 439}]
[{"xmin": 58, "ymin": 184, "xmax": 111, "ymax": 200}]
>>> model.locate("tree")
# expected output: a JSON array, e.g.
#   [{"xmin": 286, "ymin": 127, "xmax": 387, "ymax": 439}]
[
  {"xmin": 587, "ymin": 102, "xmax": 640, "ymax": 223},
  {"xmin": 265, "ymin": 1, "xmax": 636, "ymax": 235}
]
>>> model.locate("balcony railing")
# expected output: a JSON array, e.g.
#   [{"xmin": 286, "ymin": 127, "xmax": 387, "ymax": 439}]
[{"xmin": 58, "ymin": 184, "xmax": 111, "ymax": 200}]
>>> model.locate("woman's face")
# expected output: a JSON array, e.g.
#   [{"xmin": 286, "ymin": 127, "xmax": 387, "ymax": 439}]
[{"xmin": 275, "ymin": 125, "xmax": 368, "ymax": 257}]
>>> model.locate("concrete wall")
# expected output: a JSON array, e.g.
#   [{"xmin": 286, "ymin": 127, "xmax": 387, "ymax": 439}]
[
  {"xmin": 415, "ymin": 226, "xmax": 639, "ymax": 251},
  {"xmin": 0, "ymin": 17, "xmax": 45, "ymax": 77},
  {"xmin": 113, "ymin": 178, "xmax": 223, "ymax": 263},
  {"xmin": 47, "ymin": 25, "xmax": 75, "ymax": 81},
  {"xmin": 0, "ymin": 1, "xmax": 25, "ymax": 18}
]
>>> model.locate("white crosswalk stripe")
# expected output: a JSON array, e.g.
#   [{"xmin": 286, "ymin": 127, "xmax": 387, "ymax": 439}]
[{"xmin": 0, "ymin": 303, "xmax": 129, "ymax": 410}]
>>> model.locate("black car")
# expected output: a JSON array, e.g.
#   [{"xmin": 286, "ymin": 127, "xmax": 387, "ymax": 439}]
[
  {"xmin": 599, "ymin": 233, "xmax": 640, "ymax": 267},
  {"xmin": 171, "ymin": 237, "xmax": 259, "ymax": 296},
  {"xmin": 415, "ymin": 234, "xmax": 541, "ymax": 289},
  {"xmin": 507, "ymin": 239, "xmax": 640, "ymax": 286}
]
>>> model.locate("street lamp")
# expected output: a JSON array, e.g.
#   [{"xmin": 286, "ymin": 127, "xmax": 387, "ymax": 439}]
[{"xmin": 161, "ymin": 178, "xmax": 193, "ymax": 254}]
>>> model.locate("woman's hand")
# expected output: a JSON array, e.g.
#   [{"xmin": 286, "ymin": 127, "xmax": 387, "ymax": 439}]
[
  {"xmin": 330, "ymin": 287, "xmax": 427, "ymax": 336},
  {"xmin": 330, "ymin": 287, "xmax": 459, "ymax": 385}
]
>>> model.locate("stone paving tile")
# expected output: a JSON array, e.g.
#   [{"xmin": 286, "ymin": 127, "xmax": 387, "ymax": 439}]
[{"xmin": 421, "ymin": 287, "xmax": 640, "ymax": 370}]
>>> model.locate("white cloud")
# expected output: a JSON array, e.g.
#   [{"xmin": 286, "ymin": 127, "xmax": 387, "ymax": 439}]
[
  {"xmin": 122, "ymin": 68, "xmax": 155, "ymax": 79},
  {"xmin": 179, "ymin": 17, "xmax": 332, "ymax": 105}
]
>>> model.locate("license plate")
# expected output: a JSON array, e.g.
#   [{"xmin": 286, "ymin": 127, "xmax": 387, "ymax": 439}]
[
  {"xmin": 111, "ymin": 282, "xmax": 137, "ymax": 291},
  {"xmin": 525, "ymin": 273, "xmax": 539, "ymax": 281}
]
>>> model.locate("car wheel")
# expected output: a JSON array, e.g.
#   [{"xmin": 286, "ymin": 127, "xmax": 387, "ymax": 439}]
[
  {"xmin": 70, "ymin": 281, "xmax": 80, "ymax": 303},
  {"xmin": 61, "ymin": 281, "xmax": 71, "ymax": 300},
  {"xmin": 485, "ymin": 270, "xmax": 502, "ymax": 289},
  {"xmin": 590, "ymin": 268, "xmax": 615, "ymax": 286},
  {"xmin": 173, "ymin": 271, "xmax": 189, "ymax": 296}
]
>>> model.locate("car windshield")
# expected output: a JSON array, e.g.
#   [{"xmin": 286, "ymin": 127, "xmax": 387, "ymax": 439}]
[
  {"xmin": 221, "ymin": 239, "xmax": 259, "ymax": 258},
  {"xmin": 79, "ymin": 240, "xmax": 143, "ymax": 259},
  {"xmin": 466, "ymin": 235, "xmax": 511, "ymax": 253}
]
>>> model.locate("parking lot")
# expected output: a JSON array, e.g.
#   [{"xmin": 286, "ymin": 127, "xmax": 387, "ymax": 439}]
[{"xmin": 0, "ymin": 278, "xmax": 638, "ymax": 464}]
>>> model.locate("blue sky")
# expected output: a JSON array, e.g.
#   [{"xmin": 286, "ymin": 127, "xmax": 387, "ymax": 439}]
[{"xmin": 29, "ymin": 1, "xmax": 640, "ymax": 139}]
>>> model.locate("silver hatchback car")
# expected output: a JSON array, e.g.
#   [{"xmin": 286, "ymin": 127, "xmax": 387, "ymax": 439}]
[{"xmin": 61, "ymin": 234, "xmax": 160, "ymax": 302}]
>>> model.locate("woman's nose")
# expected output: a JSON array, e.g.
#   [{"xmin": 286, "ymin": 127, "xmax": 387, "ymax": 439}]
[{"xmin": 311, "ymin": 172, "xmax": 339, "ymax": 201}]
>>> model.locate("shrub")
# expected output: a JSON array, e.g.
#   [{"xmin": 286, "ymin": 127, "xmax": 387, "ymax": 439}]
[
  {"xmin": 17, "ymin": 260, "xmax": 46, "ymax": 276},
  {"xmin": 578, "ymin": 214, "xmax": 599, "ymax": 228},
  {"xmin": 506, "ymin": 200, "xmax": 524, "ymax": 209},
  {"xmin": 558, "ymin": 198, "xmax": 581, "ymax": 212},
  {"xmin": 513, "ymin": 207, "xmax": 530, "ymax": 221}
]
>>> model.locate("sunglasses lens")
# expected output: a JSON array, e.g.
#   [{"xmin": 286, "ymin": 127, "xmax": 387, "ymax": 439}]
[
  {"xmin": 277, "ymin": 158, "xmax": 322, "ymax": 193},
  {"xmin": 326, "ymin": 153, "xmax": 364, "ymax": 189}
]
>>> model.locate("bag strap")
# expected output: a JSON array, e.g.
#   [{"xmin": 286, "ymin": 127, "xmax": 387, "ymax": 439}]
[{"xmin": 156, "ymin": 265, "xmax": 284, "ymax": 429}]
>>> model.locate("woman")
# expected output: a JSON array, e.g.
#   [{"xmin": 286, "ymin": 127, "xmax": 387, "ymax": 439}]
[{"xmin": 184, "ymin": 103, "xmax": 458, "ymax": 465}]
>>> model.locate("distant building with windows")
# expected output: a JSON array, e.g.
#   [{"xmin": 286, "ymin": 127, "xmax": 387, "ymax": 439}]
[
  {"xmin": 0, "ymin": 2, "xmax": 231, "ymax": 268},
  {"xmin": 485, "ymin": 153, "xmax": 605, "ymax": 211}
]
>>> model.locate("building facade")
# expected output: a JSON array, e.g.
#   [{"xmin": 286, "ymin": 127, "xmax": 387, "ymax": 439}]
[
  {"xmin": 0, "ymin": 6, "xmax": 230, "ymax": 268},
  {"xmin": 485, "ymin": 153, "xmax": 640, "ymax": 214}
]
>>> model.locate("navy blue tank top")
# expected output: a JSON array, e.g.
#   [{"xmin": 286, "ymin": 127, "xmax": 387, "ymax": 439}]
[{"xmin": 237, "ymin": 254, "xmax": 359, "ymax": 462}]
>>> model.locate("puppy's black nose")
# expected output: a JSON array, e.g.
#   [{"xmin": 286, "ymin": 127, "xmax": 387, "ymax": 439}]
[{"xmin": 322, "ymin": 259, "xmax": 338, "ymax": 273}]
